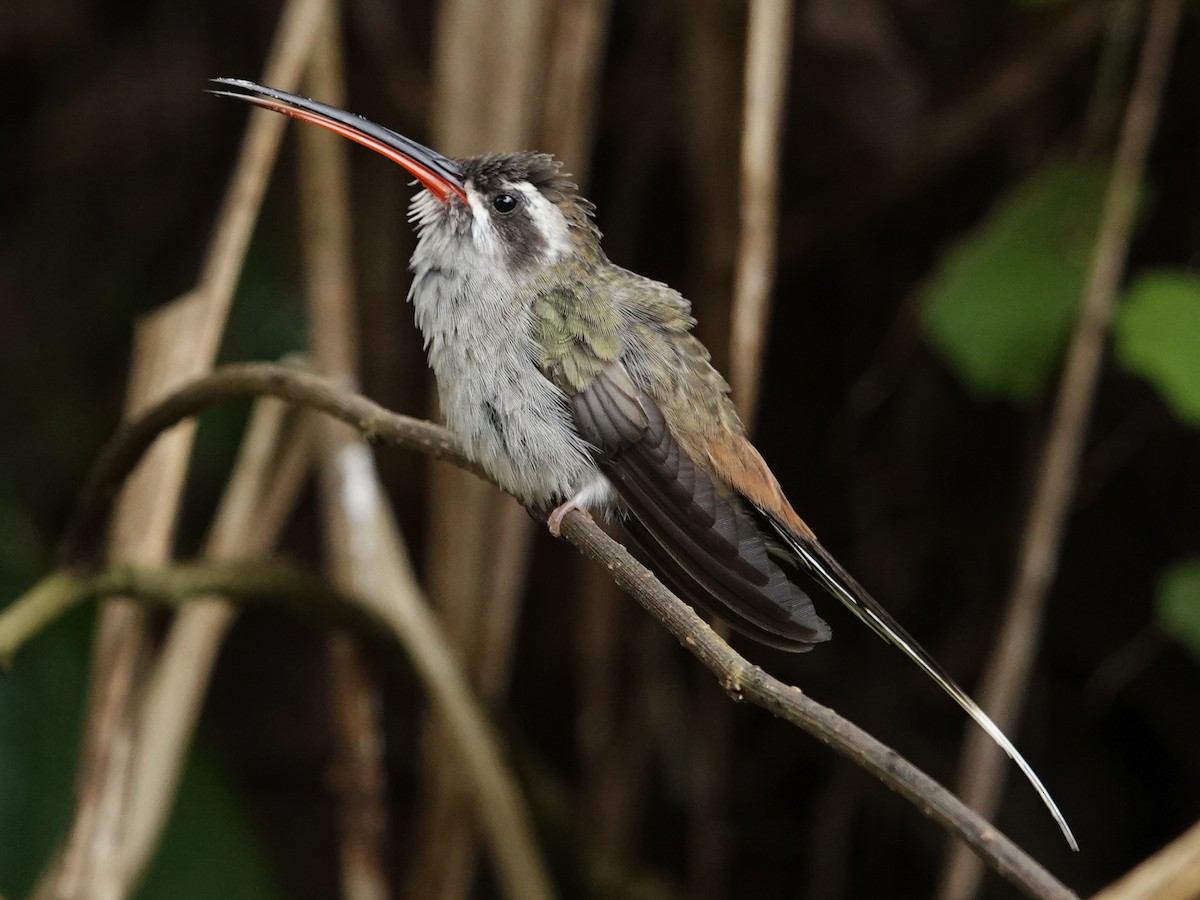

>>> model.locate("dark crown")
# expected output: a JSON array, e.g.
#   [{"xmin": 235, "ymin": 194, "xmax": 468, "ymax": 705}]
[{"xmin": 461, "ymin": 153, "xmax": 596, "ymax": 220}]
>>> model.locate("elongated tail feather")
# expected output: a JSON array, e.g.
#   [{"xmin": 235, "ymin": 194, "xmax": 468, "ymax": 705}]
[{"xmin": 764, "ymin": 511, "xmax": 1078, "ymax": 850}]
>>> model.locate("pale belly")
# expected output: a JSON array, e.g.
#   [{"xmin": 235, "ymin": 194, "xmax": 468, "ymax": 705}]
[{"xmin": 432, "ymin": 349, "xmax": 611, "ymax": 508}]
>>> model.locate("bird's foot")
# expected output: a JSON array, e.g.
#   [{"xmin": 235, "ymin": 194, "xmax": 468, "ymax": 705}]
[{"xmin": 548, "ymin": 499, "xmax": 593, "ymax": 537}]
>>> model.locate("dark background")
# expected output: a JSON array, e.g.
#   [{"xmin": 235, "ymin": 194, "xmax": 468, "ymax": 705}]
[{"xmin": 1, "ymin": 0, "xmax": 1198, "ymax": 898}]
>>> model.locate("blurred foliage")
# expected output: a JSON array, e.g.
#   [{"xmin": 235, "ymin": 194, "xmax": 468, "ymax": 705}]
[
  {"xmin": 1114, "ymin": 269, "xmax": 1200, "ymax": 427},
  {"xmin": 0, "ymin": 232, "xmax": 299, "ymax": 895},
  {"xmin": 0, "ymin": 580, "xmax": 90, "ymax": 898},
  {"xmin": 922, "ymin": 176, "xmax": 1200, "ymax": 680},
  {"xmin": 920, "ymin": 161, "xmax": 1108, "ymax": 400},
  {"xmin": 1156, "ymin": 560, "xmax": 1200, "ymax": 661},
  {"xmin": 0, "ymin": 569, "xmax": 284, "ymax": 899},
  {"xmin": 1112, "ymin": 270, "xmax": 1200, "ymax": 665}
]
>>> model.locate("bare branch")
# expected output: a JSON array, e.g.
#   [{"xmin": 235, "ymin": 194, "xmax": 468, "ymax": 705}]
[
  {"xmin": 121, "ymin": 393, "xmax": 314, "ymax": 890},
  {"xmin": 36, "ymin": 0, "xmax": 334, "ymax": 895},
  {"xmin": 54, "ymin": 362, "xmax": 558, "ymax": 900},
  {"xmin": 730, "ymin": 0, "xmax": 793, "ymax": 424},
  {"xmin": 2, "ymin": 561, "xmax": 364, "ymax": 662},
  {"xmin": 298, "ymin": 18, "xmax": 393, "ymax": 900},
  {"xmin": 47, "ymin": 361, "xmax": 1078, "ymax": 900},
  {"xmin": 60, "ymin": 362, "xmax": 477, "ymax": 571}
]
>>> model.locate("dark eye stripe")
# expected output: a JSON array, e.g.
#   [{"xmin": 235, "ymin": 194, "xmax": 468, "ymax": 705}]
[{"xmin": 490, "ymin": 194, "xmax": 545, "ymax": 269}]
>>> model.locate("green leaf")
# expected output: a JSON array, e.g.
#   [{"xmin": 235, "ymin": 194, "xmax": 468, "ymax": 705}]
[
  {"xmin": 1156, "ymin": 560, "xmax": 1200, "ymax": 660},
  {"xmin": 922, "ymin": 162, "xmax": 1108, "ymax": 400},
  {"xmin": 1114, "ymin": 270, "xmax": 1200, "ymax": 427}
]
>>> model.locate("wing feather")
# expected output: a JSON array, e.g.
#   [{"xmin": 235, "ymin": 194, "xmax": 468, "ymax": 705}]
[{"xmin": 570, "ymin": 364, "xmax": 830, "ymax": 647}]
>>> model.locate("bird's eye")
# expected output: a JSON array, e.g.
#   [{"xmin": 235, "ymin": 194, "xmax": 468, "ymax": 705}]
[{"xmin": 492, "ymin": 193, "xmax": 518, "ymax": 214}]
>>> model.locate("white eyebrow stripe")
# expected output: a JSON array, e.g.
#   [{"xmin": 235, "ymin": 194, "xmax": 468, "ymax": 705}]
[{"xmin": 512, "ymin": 181, "xmax": 572, "ymax": 261}]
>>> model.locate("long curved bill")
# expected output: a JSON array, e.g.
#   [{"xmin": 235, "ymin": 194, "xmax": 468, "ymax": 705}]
[{"xmin": 209, "ymin": 78, "xmax": 467, "ymax": 204}]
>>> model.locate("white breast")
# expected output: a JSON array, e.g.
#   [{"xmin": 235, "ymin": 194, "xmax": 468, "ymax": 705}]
[{"xmin": 407, "ymin": 242, "xmax": 606, "ymax": 507}]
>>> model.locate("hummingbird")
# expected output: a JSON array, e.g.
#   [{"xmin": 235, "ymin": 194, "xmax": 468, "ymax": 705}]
[{"xmin": 211, "ymin": 78, "xmax": 1076, "ymax": 849}]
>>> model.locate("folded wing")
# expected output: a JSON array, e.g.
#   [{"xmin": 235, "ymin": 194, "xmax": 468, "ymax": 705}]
[{"xmin": 569, "ymin": 363, "xmax": 830, "ymax": 648}]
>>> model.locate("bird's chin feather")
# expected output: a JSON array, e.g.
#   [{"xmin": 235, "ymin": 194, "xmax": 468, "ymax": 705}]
[{"xmin": 408, "ymin": 189, "xmax": 459, "ymax": 232}]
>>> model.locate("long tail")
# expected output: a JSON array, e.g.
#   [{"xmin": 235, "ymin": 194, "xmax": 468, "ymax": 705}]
[{"xmin": 770, "ymin": 516, "xmax": 1078, "ymax": 850}]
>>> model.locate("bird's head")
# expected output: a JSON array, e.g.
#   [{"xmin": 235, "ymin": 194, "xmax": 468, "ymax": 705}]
[{"xmin": 210, "ymin": 79, "xmax": 602, "ymax": 277}]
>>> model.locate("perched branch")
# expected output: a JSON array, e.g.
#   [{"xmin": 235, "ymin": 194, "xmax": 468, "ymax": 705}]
[
  {"xmin": 555, "ymin": 513, "xmax": 1077, "ymax": 900},
  {"xmin": 45, "ymin": 361, "xmax": 1077, "ymax": 900},
  {"xmin": 60, "ymin": 362, "xmax": 478, "ymax": 570}
]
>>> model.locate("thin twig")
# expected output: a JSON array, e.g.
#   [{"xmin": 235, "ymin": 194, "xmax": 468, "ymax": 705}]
[
  {"xmin": 936, "ymin": 2, "xmax": 1184, "ymax": 898},
  {"xmin": 729, "ymin": 0, "xmax": 793, "ymax": 425},
  {"xmin": 298, "ymin": 18, "xmax": 392, "ymax": 900},
  {"xmin": 33, "ymin": 1, "xmax": 333, "ymax": 896},
  {"xmin": 1, "ymin": 561, "xmax": 367, "ymax": 659},
  {"xmin": 60, "ymin": 363, "xmax": 476, "ymax": 571},
  {"xmin": 121, "ymin": 394, "xmax": 314, "ymax": 891},
  {"xmin": 556, "ymin": 513, "xmax": 1077, "ymax": 900},
  {"xmin": 685, "ymin": 7, "xmax": 794, "ymax": 895},
  {"xmin": 53, "ymin": 361, "xmax": 1077, "ymax": 900}
]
